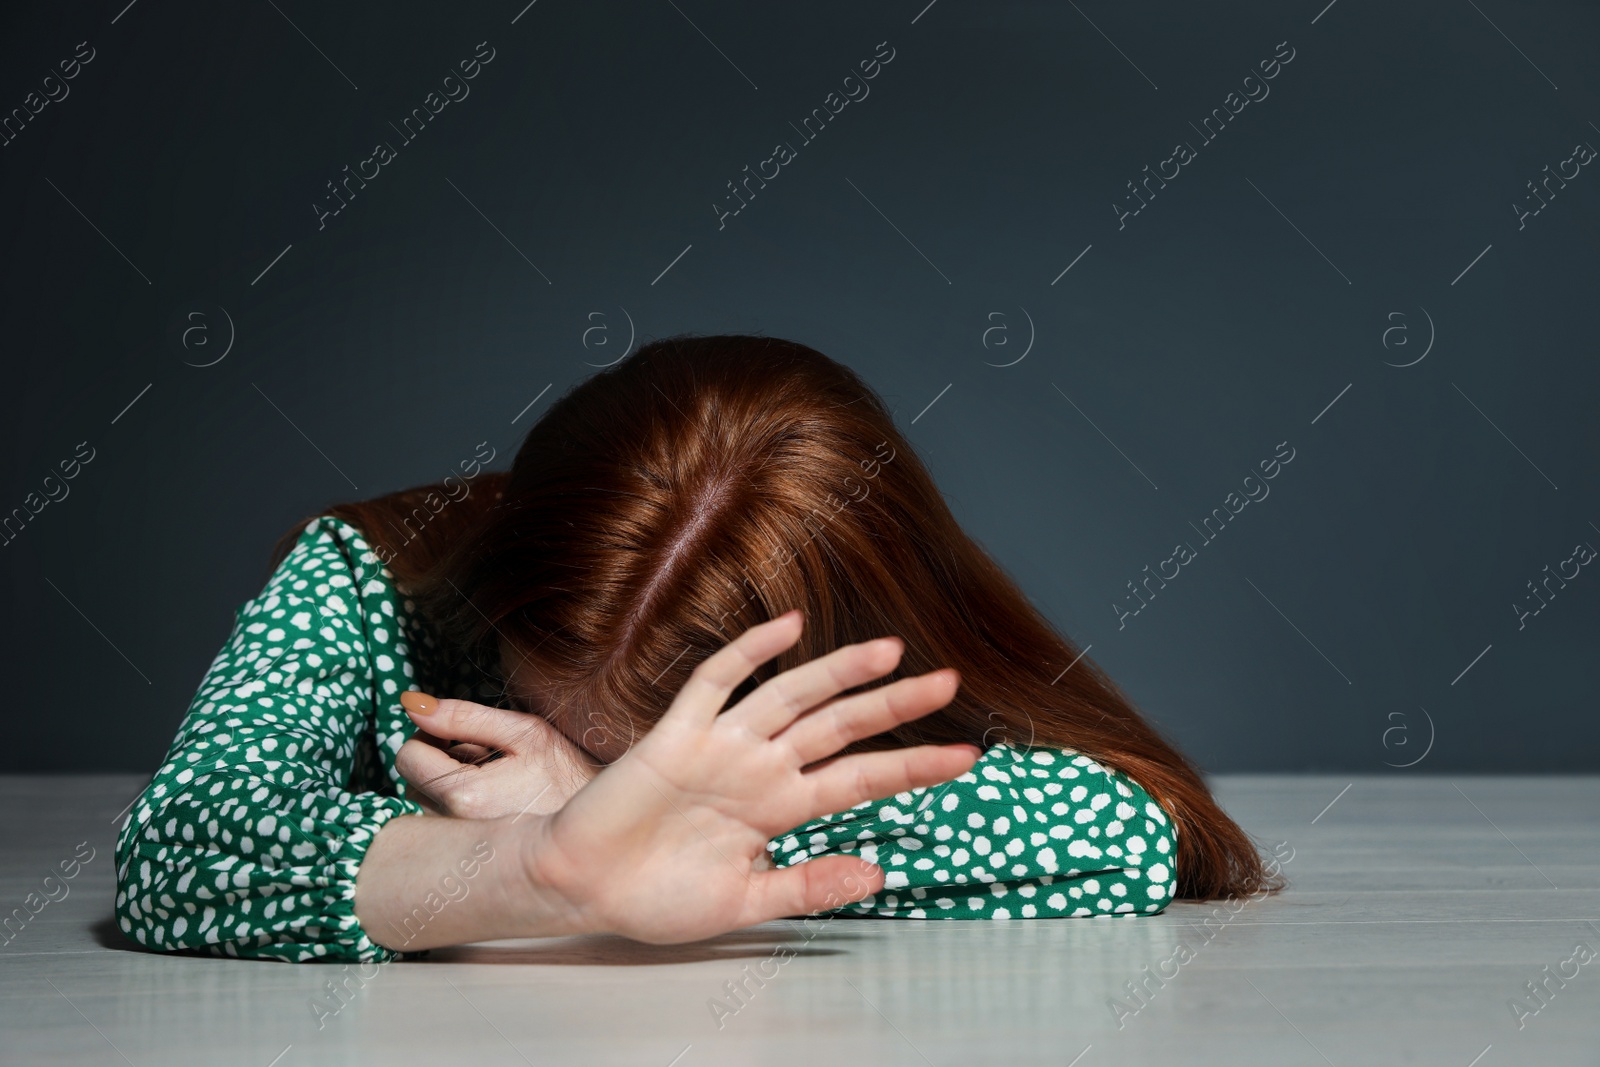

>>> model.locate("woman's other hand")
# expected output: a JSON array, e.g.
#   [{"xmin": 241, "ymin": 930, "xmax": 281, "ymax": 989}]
[
  {"xmin": 523, "ymin": 609, "xmax": 978, "ymax": 943},
  {"xmin": 395, "ymin": 695, "xmax": 599, "ymax": 819}
]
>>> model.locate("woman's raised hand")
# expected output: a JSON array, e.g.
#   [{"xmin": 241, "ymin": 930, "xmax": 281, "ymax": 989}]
[
  {"xmin": 519, "ymin": 610, "xmax": 977, "ymax": 944},
  {"xmin": 355, "ymin": 611, "xmax": 975, "ymax": 951}
]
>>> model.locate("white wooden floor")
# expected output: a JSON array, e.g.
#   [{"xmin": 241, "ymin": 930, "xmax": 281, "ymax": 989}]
[{"xmin": 1, "ymin": 775, "xmax": 1595, "ymax": 1066}]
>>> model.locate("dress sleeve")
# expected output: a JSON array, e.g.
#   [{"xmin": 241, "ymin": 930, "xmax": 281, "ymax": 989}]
[
  {"xmin": 113, "ymin": 516, "xmax": 425, "ymax": 962},
  {"xmin": 766, "ymin": 743, "xmax": 1178, "ymax": 919}
]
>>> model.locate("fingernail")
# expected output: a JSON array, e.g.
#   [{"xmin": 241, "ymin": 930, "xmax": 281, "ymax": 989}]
[{"xmin": 400, "ymin": 691, "xmax": 436, "ymax": 716}]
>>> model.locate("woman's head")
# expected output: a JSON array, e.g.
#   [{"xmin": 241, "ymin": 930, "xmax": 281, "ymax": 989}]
[
  {"xmin": 315, "ymin": 333, "xmax": 1282, "ymax": 901},
  {"xmin": 443, "ymin": 334, "xmax": 1000, "ymax": 763}
]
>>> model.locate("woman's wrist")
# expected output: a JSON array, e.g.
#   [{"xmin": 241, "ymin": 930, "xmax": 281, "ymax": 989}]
[
  {"xmin": 507, "ymin": 809, "xmax": 602, "ymax": 938},
  {"xmin": 355, "ymin": 811, "xmax": 598, "ymax": 951}
]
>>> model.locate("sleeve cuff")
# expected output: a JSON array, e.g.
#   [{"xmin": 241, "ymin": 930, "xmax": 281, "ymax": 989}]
[{"xmin": 316, "ymin": 792, "xmax": 427, "ymax": 963}]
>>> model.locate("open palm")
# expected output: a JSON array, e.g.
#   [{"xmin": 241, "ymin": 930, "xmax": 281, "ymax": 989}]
[{"xmin": 525, "ymin": 610, "xmax": 977, "ymax": 944}]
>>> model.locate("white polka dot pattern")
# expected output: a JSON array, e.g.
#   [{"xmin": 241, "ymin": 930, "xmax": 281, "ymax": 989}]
[
  {"xmin": 113, "ymin": 517, "xmax": 490, "ymax": 963},
  {"xmin": 766, "ymin": 745, "xmax": 1179, "ymax": 919}
]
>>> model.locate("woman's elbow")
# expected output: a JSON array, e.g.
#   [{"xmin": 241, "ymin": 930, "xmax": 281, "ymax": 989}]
[{"xmin": 113, "ymin": 810, "xmax": 197, "ymax": 953}]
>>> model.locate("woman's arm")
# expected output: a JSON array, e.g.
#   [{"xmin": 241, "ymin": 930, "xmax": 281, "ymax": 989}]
[
  {"xmin": 768, "ymin": 745, "xmax": 1178, "ymax": 918},
  {"xmin": 354, "ymin": 612, "xmax": 980, "ymax": 949},
  {"xmin": 114, "ymin": 517, "xmax": 427, "ymax": 962}
]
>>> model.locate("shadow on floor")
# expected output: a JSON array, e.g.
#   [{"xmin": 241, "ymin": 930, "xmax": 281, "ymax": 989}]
[
  {"xmin": 420, "ymin": 926, "xmax": 864, "ymax": 966},
  {"xmin": 87, "ymin": 912, "xmax": 866, "ymax": 965},
  {"xmin": 91, "ymin": 914, "xmax": 139, "ymax": 952}
]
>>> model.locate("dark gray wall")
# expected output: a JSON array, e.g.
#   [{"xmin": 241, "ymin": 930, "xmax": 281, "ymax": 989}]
[{"xmin": 3, "ymin": 1, "xmax": 1596, "ymax": 774}]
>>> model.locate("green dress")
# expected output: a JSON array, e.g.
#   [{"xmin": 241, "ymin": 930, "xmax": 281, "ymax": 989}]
[{"xmin": 114, "ymin": 516, "xmax": 1178, "ymax": 963}]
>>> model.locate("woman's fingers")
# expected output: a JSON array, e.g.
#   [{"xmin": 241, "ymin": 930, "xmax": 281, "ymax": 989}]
[
  {"xmin": 730, "ymin": 636, "xmax": 907, "ymax": 739},
  {"xmin": 776, "ymin": 668, "xmax": 961, "ymax": 765},
  {"xmin": 395, "ymin": 737, "xmax": 517, "ymax": 819},
  {"xmin": 394, "ymin": 737, "xmax": 468, "ymax": 800},
  {"xmin": 732, "ymin": 854, "xmax": 883, "ymax": 929},
  {"xmin": 400, "ymin": 691, "xmax": 539, "ymax": 753},
  {"xmin": 663, "ymin": 611, "xmax": 805, "ymax": 728},
  {"xmin": 802, "ymin": 744, "xmax": 982, "ymax": 819}
]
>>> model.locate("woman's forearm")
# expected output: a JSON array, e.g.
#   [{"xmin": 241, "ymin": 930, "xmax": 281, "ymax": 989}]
[{"xmin": 353, "ymin": 812, "xmax": 584, "ymax": 952}]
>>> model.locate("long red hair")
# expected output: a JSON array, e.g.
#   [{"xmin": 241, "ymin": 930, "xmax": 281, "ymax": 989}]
[{"xmin": 290, "ymin": 333, "xmax": 1284, "ymax": 901}]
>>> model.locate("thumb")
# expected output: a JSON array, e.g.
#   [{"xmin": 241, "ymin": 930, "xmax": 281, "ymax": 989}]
[{"xmin": 736, "ymin": 856, "xmax": 885, "ymax": 926}]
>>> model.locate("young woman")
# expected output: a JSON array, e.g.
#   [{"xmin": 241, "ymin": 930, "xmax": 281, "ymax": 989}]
[{"xmin": 114, "ymin": 334, "xmax": 1282, "ymax": 964}]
